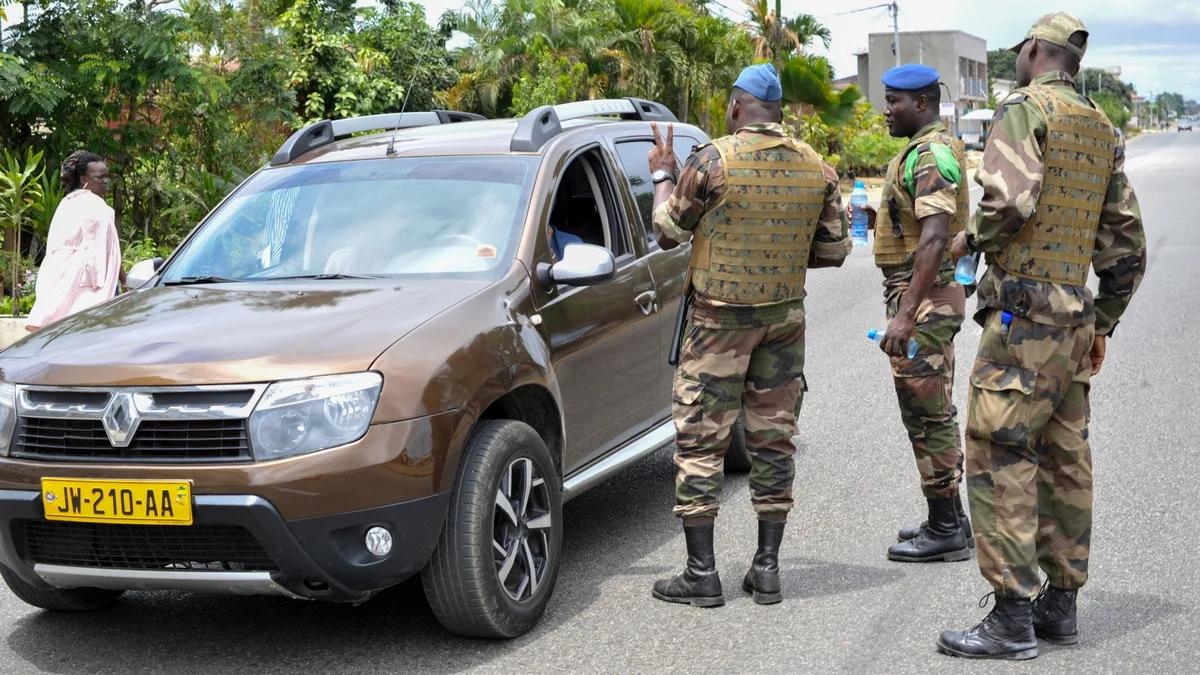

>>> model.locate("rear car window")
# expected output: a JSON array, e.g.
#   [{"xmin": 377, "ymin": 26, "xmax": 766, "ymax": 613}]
[{"xmin": 613, "ymin": 137, "xmax": 700, "ymax": 241}]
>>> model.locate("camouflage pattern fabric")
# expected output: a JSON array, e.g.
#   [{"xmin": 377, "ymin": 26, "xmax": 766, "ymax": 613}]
[
  {"xmin": 685, "ymin": 134, "xmax": 826, "ymax": 305},
  {"xmin": 968, "ymin": 70, "xmax": 1146, "ymax": 335},
  {"xmin": 966, "ymin": 309, "xmax": 1094, "ymax": 597},
  {"xmin": 874, "ymin": 121, "xmax": 967, "ymax": 270},
  {"xmin": 672, "ymin": 317, "xmax": 806, "ymax": 520},
  {"xmin": 885, "ymin": 281, "xmax": 966, "ymax": 499},
  {"xmin": 654, "ymin": 122, "xmax": 849, "ymax": 328}
]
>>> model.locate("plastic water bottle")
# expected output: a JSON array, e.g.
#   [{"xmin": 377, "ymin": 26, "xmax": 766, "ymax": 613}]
[
  {"xmin": 954, "ymin": 253, "xmax": 979, "ymax": 285},
  {"xmin": 867, "ymin": 329, "xmax": 919, "ymax": 359},
  {"xmin": 850, "ymin": 180, "xmax": 869, "ymax": 247},
  {"xmin": 1000, "ymin": 311, "xmax": 1013, "ymax": 337}
]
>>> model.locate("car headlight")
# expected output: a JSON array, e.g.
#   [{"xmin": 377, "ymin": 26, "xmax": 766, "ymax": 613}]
[
  {"xmin": 249, "ymin": 372, "xmax": 382, "ymax": 461},
  {"xmin": 0, "ymin": 383, "xmax": 15, "ymax": 456}
]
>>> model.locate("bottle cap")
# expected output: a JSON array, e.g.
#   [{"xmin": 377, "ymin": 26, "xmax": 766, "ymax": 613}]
[
  {"xmin": 1001, "ymin": 311, "xmax": 1013, "ymax": 326},
  {"xmin": 854, "ymin": 179, "xmax": 865, "ymax": 189},
  {"xmin": 867, "ymin": 328, "xmax": 880, "ymax": 340}
]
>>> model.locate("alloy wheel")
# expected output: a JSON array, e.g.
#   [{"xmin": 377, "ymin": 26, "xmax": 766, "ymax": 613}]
[{"xmin": 492, "ymin": 457, "xmax": 552, "ymax": 602}]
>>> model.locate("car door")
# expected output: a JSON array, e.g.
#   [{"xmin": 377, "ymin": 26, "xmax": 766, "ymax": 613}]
[
  {"xmin": 610, "ymin": 133, "xmax": 708, "ymax": 414},
  {"xmin": 531, "ymin": 145, "xmax": 662, "ymax": 475}
]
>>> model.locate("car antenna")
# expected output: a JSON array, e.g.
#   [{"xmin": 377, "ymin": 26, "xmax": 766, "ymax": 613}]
[{"xmin": 386, "ymin": 35, "xmax": 432, "ymax": 156}]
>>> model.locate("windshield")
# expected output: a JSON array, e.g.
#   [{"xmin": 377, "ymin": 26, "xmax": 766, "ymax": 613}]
[{"xmin": 162, "ymin": 156, "xmax": 538, "ymax": 283}]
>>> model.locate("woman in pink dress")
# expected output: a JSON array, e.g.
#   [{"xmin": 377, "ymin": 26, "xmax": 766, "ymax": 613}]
[{"xmin": 25, "ymin": 151, "xmax": 122, "ymax": 332}]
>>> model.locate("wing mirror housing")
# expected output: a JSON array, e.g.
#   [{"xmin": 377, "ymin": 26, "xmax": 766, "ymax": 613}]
[{"xmin": 535, "ymin": 244, "xmax": 615, "ymax": 287}]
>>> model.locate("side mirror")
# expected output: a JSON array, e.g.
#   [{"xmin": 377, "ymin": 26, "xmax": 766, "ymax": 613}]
[
  {"xmin": 126, "ymin": 257, "xmax": 164, "ymax": 289},
  {"xmin": 535, "ymin": 243, "xmax": 615, "ymax": 287}
]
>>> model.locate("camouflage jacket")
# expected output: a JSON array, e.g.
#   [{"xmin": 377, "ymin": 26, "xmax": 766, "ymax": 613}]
[
  {"xmin": 967, "ymin": 71, "xmax": 1146, "ymax": 335},
  {"xmin": 881, "ymin": 120, "xmax": 962, "ymax": 297},
  {"xmin": 653, "ymin": 122, "xmax": 849, "ymax": 328}
]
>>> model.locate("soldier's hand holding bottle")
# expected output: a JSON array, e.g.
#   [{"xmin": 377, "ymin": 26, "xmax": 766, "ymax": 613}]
[
  {"xmin": 881, "ymin": 311, "xmax": 918, "ymax": 358},
  {"xmin": 949, "ymin": 231, "xmax": 970, "ymax": 259},
  {"xmin": 846, "ymin": 202, "xmax": 876, "ymax": 231}
]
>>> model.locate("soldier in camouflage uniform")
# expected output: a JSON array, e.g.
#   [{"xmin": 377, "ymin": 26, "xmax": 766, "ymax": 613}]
[
  {"xmin": 853, "ymin": 64, "xmax": 973, "ymax": 564},
  {"xmin": 937, "ymin": 13, "xmax": 1146, "ymax": 660},
  {"xmin": 647, "ymin": 64, "xmax": 850, "ymax": 607}
]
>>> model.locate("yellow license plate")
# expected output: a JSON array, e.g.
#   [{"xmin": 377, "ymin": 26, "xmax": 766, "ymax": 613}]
[{"xmin": 41, "ymin": 478, "xmax": 193, "ymax": 526}]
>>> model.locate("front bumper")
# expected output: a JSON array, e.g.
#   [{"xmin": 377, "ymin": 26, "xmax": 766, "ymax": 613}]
[{"xmin": 0, "ymin": 489, "xmax": 449, "ymax": 603}]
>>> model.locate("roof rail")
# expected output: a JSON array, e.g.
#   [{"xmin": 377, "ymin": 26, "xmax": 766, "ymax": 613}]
[
  {"xmin": 510, "ymin": 98, "xmax": 677, "ymax": 152},
  {"xmin": 271, "ymin": 110, "xmax": 485, "ymax": 166}
]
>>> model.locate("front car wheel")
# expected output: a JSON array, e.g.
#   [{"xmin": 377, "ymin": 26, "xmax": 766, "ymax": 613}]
[{"xmin": 422, "ymin": 420, "xmax": 562, "ymax": 638}]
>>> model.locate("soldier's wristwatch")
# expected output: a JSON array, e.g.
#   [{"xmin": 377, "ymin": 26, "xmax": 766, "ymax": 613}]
[{"xmin": 651, "ymin": 169, "xmax": 677, "ymax": 184}]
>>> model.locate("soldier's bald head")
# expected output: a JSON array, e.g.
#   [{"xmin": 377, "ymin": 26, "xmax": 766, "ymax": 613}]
[{"xmin": 730, "ymin": 87, "xmax": 783, "ymax": 121}]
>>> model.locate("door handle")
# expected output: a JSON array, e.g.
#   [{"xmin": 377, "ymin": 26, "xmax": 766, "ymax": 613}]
[{"xmin": 634, "ymin": 289, "xmax": 658, "ymax": 315}]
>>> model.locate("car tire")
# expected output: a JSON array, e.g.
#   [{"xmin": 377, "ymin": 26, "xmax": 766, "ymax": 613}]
[
  {"xmin": 422, "ymin": 419, "xmax": 562, "ymax": 638},
  {"xmin": 0, "ymin": 564, "xmax": 122, "ymax": 611},
  {"xmin": 725, "ymin": 414, "xmax": 752, "ymax": 474}
]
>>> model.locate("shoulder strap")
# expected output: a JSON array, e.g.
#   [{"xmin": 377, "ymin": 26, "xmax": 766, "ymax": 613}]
[{"xmin": 904, "ymin": 141, "xmax": 963, "ymax": 194}]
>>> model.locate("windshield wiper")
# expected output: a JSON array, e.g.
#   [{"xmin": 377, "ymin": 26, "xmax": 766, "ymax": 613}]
[
  {"xmin": 258, "ymin": 273, "xmax": 381, "ymax": 281},
  {"xmin": 162, "ymin": 275, "xmax": 242, "ymax": 286}
]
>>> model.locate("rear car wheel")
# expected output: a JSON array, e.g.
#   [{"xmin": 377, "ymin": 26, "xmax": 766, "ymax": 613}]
[
  {"xmin": 0, "ymin": 564, "xmax": 122, "ymax": 611},
  {"xmin": 422, "ymin": 420, "xmax": 562, "ymax": 638},
  {"xmin": 725, "ymin": 414, "xmax": 752, "ymax": 473}
]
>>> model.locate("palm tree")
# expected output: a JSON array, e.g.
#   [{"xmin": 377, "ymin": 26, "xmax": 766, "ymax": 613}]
[
  {"xmin": 779, "ymin": 54, "xmax": 860, "ymax": 125},
  {"xmin": 606, "ymin": 0, "xmax": 687, "ymax": 101},
  {"xmin": 741, "ymin": 1, "xmax": 830, "ymax": 63},
  {"xmin": 786, "ymin": 13, "xmax": 831, "ymax": 50}
]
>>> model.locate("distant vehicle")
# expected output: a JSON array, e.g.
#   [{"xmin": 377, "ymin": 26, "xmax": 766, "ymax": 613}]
[{"xmin": 1179, "ymin": 121, "xmax": 1192, "ymax": 132}]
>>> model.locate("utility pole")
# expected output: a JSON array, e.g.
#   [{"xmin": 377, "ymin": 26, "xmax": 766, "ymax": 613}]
[
  {"xmin": 891, "ymin": 1, "xmax": 900, "ymax": 67},
  {"xmin": 839, "ymin": 2, "xmax": 900, "ymax": 65}
]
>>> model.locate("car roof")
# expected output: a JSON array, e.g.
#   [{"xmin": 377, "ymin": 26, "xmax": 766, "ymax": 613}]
[
  {"xmin": 274, "ymin": 97, "xmax": 705, "ymax": 168},
  {"xmin": 285, "ymin": 118, "xmax": 706, "ymax": 166}
]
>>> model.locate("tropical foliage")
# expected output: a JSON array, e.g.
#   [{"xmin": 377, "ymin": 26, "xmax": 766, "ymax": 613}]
[{"xmin": 0, "ymin": 0, "xmax": 889, "ymax": 317}]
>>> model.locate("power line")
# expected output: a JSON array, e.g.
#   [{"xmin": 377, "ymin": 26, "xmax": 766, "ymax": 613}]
[{"xmin": 706, "ymin": 0, "xmax": 752, "ymax": 21}]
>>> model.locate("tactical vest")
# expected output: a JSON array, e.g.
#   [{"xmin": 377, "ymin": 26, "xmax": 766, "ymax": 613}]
[
  {"xmin": 688, "ymin": 134, "xmax": 827, "ymax": 304},
  {"xmin": 873, "ymin": 130, "xmax": 968, "ymax": 269},
  {"xmin": 992, "ymin": 85, "xmax": 1115, "ymax": 286}
]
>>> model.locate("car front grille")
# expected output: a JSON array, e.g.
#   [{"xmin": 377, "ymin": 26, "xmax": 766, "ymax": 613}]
[
  {"xmin": 11, "ymin": 417, "xmax": 252, "ymax": 463},
  {"xmin": 23, "ymin": 521, "xmax": 277, "ymax": 572}
]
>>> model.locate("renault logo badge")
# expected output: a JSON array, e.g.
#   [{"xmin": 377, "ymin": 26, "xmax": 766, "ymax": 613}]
[{"xmin": 101, "ymin": 393, "xmax": 141, "ymax": 448}]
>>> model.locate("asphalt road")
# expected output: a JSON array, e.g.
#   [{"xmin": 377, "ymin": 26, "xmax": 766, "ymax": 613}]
[{"xmin": 1, "ymin": 130, "xmax": 1196, "ymax": 674}]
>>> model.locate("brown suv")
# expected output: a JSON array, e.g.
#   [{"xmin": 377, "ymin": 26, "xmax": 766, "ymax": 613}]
[{"xmin": 0, "ymin": 100, "xmax": 753, "ymax": 638}]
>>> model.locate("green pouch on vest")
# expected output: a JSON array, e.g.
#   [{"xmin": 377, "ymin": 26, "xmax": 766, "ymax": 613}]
[{"xmin": 903, "ymin": 142, "xmax": 962, "ymax": 197}]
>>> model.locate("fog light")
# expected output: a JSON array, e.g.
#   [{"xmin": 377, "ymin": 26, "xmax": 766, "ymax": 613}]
[{"xmin": 365, "ymin": 527, "xmax": 392, "ymax": 556}]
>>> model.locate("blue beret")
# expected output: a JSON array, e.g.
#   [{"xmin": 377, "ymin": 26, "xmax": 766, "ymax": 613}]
[
  {"xmin": 733, "ymin": 63, "xmax": 783, "ymax": 102},
  {"xmin": 881, "ymin": 64, "xmax": 940, "ymax": 91}
]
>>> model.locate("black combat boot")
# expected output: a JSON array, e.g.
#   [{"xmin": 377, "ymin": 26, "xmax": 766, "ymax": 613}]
[
  {"xmin": 888, "ymin": 496, "xmax": 971, "ymax": 562},
  {"xmin": 898, "ymin": 492, "xmax": 974, "ymax": 548},
  {"xmin": 1032, "ymin": 582, "xmax": 1080, "ymax": 645},
  {"xmin": 937, "ymin": 594, "xmax": 1039, "ymax": 660},
  {"xmin": 742, "ymin": 520, "xmax": 785, "ymax": 605},
  {"xmin": 652, "ymin": 522, "xmax": 724, "ymax": 607}
]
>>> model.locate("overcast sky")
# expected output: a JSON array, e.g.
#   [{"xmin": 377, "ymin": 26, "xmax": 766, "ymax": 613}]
[{"xmin": 418, "ymin": 0, "xmax": 1200, "ymax": 101}]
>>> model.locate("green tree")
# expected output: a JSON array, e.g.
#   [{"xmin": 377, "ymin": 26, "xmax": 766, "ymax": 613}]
[
  {"xmin": 987, "ymin": 48, "xmax": 1016, "ymax": 82},
  {"xmin": 1092, "ymin": 90, "xmax": 1130, "ymax": 130},
  {"xmin": 779, "ymin": 55, "xmax": 861, "ymax": 125},
  {"xmin": 510, "ymin": 38, "xmax": 594, "ymax": 114},
  {"xmin": 0, "ymin": 149, "xmax": 43, "ymax": 313}
]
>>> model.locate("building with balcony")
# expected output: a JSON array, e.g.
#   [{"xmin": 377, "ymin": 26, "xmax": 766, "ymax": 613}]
[{"xmin": 855, "ymin": 30, "xmax": 989, "ymax": 137}]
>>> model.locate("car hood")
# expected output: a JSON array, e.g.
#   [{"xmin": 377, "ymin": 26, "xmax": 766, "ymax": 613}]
[{"xmin": 0, "ymin": 279, "xmax": 490, "ymax": 386}]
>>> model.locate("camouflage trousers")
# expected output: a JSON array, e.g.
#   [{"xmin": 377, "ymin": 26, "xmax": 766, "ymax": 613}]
[
  {"xmin": 966, "ymin": 309, "xmax": 1095, "ymax": 598},
  {"xmin": 885, "ymin": 281, "xmax": 966, "ymax": 499},
  {"xmin": 672, "ymin": 319, "xmax": 805, "ymax": 520}
]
